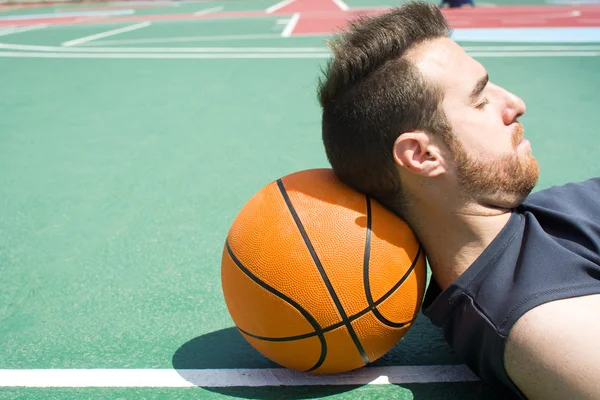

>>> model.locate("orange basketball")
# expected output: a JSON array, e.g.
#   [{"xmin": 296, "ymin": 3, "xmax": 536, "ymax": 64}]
[{"xmin": 221, "ymin": 168, "xmax": 426, "ymax": 374}]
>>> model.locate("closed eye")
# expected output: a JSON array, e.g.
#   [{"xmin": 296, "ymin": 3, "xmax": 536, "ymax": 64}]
[
  {"xmin": 470, "ymin": 74, "xmax": 489, "ymax": 104},
  {"xmin": 475, "ymin": 98, "xmax": 489, "ymax": 109}
]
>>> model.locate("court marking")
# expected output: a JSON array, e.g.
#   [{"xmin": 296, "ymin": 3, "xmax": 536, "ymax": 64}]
[
  {"xmin": 1, "ymin": 50, "xmax": 599, "ymax": 59},
  {"xmin": 0, "ymin": 42, "xmax": 329, "ymax": 52},
  {"xmin": 82, "ymin": 33, "xmax": 296, "ymax": 45},
  {"xmin": 111, "ymin": 1, "xmax": 181, "ymax": 5},
  {"xmin": 548, "ymin": 0, "xmax": 600, "ymax": 3},
  {"xmin": 3, "ymin": 42, "xmax": 600, "ymax": 54},
  {"xmin": 468, "ymin": 50, "xmax": 600, "ymax": 56},
  {"xmin": 78, "ymin": 28, "xmax": 600, "ymax": 46},
  {"xmin": 4, "ymin": 35, "xmax": 600, "ymax": 58},
  {"xmin": 0, "ymin": 51, "xmax": 332, "ymax": 58},
  {"xmin": 266, "ymin": 0, "xmax": 296, "ymax": 14},
  {"xmin": 332, "ymin": 0, "xmax": 350, "ymax": 11},
  {"xmin": 0, "ymin": 24, "xmax": 45, "ymax": 37},
  {"xmin": 2, "ymin": 3, "xmax": 600, "ymax": 30},
  {"xmin": 462, "ymin": 44, "xmax": 600, "ymax": 50},
  {"xmin": 0, "ymin": 365, "xmax": 479, "ymax": 388},
  {"xmin": 0, "ymin": 9, "xmax": 135, "ymax": 22},
  {"xmin": 0, "ymin": 9, "xmax": 268, "ymax": 28},
  {"xmin": 281, "ymin": 12, "xmax": 300, "ymax": 37},
  {"xmin": 61, "ymin": 21, "xmax": 152, "ymax": 47},
  {"xmin": 193, "ymin": 6, "xmax": 224, "ymax": 17},
  {"xmin": 451, "ymin": 27, "xmax": 600, "ymax": 43},
  {"xmin": 55, "ymin": 2, "xmax": 181, "ymax": 13}
]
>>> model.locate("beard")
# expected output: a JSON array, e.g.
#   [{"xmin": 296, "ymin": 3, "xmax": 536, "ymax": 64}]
[{"xmin": 449, "ymin": 124, "xmax": 540, "ymax": 206}]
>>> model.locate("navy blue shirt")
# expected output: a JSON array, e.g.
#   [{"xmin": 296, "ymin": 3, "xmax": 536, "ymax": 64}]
[{"xmin": 423, "ymin": 178, "xmax": 600, "ymax": 398}]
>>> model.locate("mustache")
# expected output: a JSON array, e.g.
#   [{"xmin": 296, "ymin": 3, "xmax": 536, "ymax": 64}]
[{"xmin": 512, "ymin": 123, "xmax": 524, "ymax": 148}]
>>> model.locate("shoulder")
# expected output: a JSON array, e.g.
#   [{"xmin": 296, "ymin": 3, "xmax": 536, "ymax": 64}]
[
  {"xmin": 524, "ymin": 177, "xmax": 600, "ymax": 211},
  {"xmin": 505, "ymin": 294, "xmax": 600, "ymax": 400}
]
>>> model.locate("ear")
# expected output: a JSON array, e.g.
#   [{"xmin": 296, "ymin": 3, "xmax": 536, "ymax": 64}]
[{"xmin": 393, "ymin": 132, "xmax": 447, "ymax": 177}]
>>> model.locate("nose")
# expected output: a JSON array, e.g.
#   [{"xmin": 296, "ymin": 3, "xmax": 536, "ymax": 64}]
[{"xmin": 502, "ymin": 89, "xmax": 526, "ymax": 125}]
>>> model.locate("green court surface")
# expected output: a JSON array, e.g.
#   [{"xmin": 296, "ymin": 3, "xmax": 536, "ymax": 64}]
[{"xmin": 1, "ymin": 0, "xmax": 600, "ymax": 399}]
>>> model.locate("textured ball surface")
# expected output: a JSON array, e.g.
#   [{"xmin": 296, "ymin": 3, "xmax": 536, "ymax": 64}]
[{"xmin": 221, "ymin": 168, "xmax": 426, "ymax": 374}]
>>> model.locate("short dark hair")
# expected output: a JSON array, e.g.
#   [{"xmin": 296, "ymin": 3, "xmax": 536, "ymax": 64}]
[{"xmin": 318, "ymin": 2, "xmax": 452, "ymax": 213}]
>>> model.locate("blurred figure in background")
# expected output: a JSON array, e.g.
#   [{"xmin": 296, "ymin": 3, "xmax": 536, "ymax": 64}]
[{"xmin": 439, "ymin": 0, "xmax": 475, "ymax": 8}]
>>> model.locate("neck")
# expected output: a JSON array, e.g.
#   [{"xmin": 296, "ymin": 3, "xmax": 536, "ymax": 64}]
[{"xmin": 402, "ymin": 194, "xmax": 512, "ymax": 290}]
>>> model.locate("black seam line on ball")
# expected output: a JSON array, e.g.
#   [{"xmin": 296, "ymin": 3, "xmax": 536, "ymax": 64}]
[
  {"xmin": 276, "ymin": 179, "xmax": 370, "ymax": 365},
  {"xmin": 363, "ymin": 196, "xmax": 375, "ymax": 308},
  {"xmin": 225, "ymin": 240, "xmax": 327, "ymax": 372},
  {"xmin": 363, "ymin": 197, "xmax": 420, "ymax": 328},
  {"xmin": 237, "ymin": 243, "xmax": 423, "ymax": 343}
]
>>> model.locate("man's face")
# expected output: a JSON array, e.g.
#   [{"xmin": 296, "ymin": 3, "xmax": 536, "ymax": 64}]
[{"xmin": 413, "ymin": 38, "xmax": 539, "ymax": 208}]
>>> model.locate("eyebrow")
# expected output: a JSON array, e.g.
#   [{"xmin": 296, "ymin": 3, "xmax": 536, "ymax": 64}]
[{"xmin": 469, "ymin": 74, "xmax": 489, "ymax": 103}]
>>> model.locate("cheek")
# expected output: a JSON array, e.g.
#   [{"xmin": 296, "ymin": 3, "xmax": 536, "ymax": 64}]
[
  {"xmin": 443, "ymin": 101, "xmax": 513, "ymax": 156},
  {"xmin": 450, "ymin": 117, "xmax": 509, "ymax": 157}
]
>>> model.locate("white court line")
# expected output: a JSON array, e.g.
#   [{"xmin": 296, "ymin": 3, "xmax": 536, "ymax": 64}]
[
  {"xmin": 61, "ymin": 22, "xmax": 152, "ymax": 47},
  {"xmin": 85, "ymin": 34, "xmax": 284, "ymax": 46},
  {"xmin": 1, "ymin": 50, "xmax": 599, "ymax": 59},
  {"xmin": 0, "ymin": 51, "xmax": 332, "ymax": 58},
  {"xmin": 497, "ymin": 11, "xmax": 586, "ymax": 21},
  {"xmin": 281, "ymin": 12, "xmax": 300, "ymax": 37},
  {"xmin": 0, "ymin": 366, "xmax": 479, "ymax": 387},
  {"xmin": 468, "ymin": 51, "xmax": 600, "ymax": 57},
  {"xmin": 0, "ymin": 24, "xmax": 46, "ymax": 37},
  {"xmin": 461, "ymin": 45, "xmax": 600, "ymax": 51},
  {"xmin": 0, "ymin": 9, "xmax": 134, "ymax": 21},
  {"xmin": 193, "ymin": 6, "xmax": 223, "ymax": 16},
  {"xmin": 0, "ymin": 29, "xmax": 18, "ymax": 37},
  {"xmin": 547, "ymin": 0, "xmax": 600, "ymax": 3},
  {"xmin": 84, "ymin": 33, "xmax": 328, "ymax": 46},
  {"xmin": 109, "ymin": 0, "xmax": 180, "ymax": 5},
  {"xmin": 57, "ymin": 3, "xmax": 178, "ymax": 12},
  {"xmin": 7, "ymin": 42, "xmax": 600, "ymax": 53},
  {"xmin": 266, "ymin": 0, "xmax": 296, "ymax": 14},
  {"xmin": 0, "ymin": 42, "xmax": 329, "ymax": 52},
  {"xmin": 332, "ymin": 0, "xmax": 350, "ymax": 11}
]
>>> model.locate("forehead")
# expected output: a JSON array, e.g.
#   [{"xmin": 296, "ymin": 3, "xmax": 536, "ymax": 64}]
[{"xmin": 408, "ymin": 37, "xmax": 485, "ymax": 98}]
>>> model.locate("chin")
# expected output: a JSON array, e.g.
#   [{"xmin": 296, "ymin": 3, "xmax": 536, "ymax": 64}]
[
  {"xmin": 483, "ymin": 176, "xmax": 539, "ymax": 210},
  {"xmin": 502, "ymin": 192, "xmax": 531, "ymax": 209},
  {"xmin": 498, "ymin": 179, "xmax": 538, "ymax": 209}
]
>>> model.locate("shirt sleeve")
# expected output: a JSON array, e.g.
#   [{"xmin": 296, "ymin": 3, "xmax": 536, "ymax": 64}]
[{"xmin": 525, "ymin": 178, "xmax": 600, "ymax": 220}]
